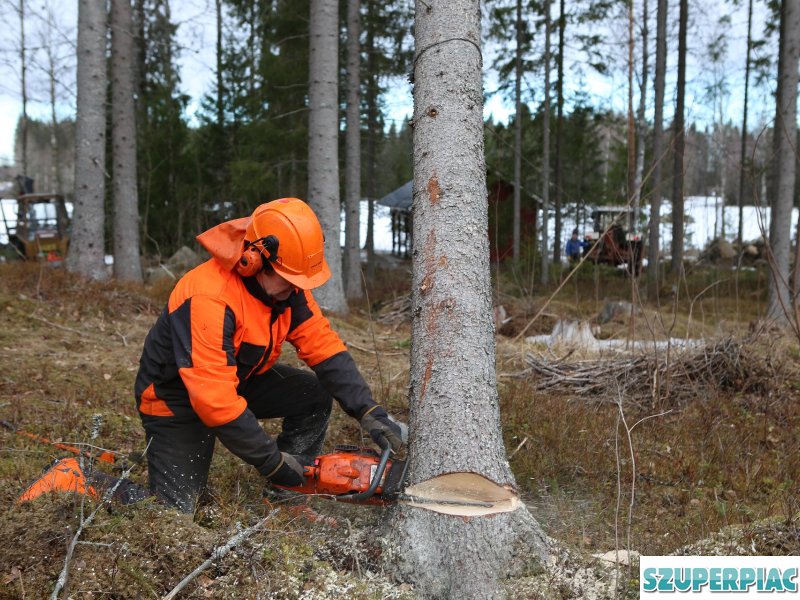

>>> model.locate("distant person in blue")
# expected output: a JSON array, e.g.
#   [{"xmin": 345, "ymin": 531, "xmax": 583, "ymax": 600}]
[{"xmin": 565, "ymin": 228, "xmax": 585, "ymax": 265}]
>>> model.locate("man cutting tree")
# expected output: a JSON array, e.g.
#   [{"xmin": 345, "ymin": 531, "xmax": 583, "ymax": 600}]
[{"xmin": 134, "ymin": 198, "xmax": 404, "ymax": 512}]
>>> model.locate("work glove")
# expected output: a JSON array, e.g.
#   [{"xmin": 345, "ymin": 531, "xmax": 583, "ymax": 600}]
[
  {"xmin": 360, "ymin": 407, "xmax": 406, "ymax": 452},
  {"xmin": 266, "ymin": 452, "xmax": 306, "ymax": 487}
]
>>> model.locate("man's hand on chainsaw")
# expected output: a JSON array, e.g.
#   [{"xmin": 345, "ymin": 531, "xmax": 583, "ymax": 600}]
[
  {"xmin": 360, "ymin": 407, "xmax": 406, "ymax": 452},
  {"xmin": 267, "ymin": 452, "xmax": 306, "ymax": 487}
]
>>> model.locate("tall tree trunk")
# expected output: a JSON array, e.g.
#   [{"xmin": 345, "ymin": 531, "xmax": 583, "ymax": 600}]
[
  {"xmin": 737, "ymin": 0, "xmax": 753, "ymax": 249},
  {"xmin": 364, "ymin": 3, "xmax": 378, "ymax": 282},
  {"xmin": 308, "ymin": 0, "xmax": 346, "ymax": 312},
  {"xmin": 68, "ymin": 0, "xmax": 108, "ymax": 280},
  {"xmin": 512, "ymin": 0, "xmax": 522, "ymax": 260},
  {"xmin": 215, "ymin": 0, "xmax": 224, "ymax": 131},
  {"xmin": 670, "ymin": 0, "xmax": 687, "ymax": 276},
  {"xmin": 391, "ymin": 3, "xmax": 546, "ymax": 596},
  {"xmin": 633, "ymin": 0, "xmax": 649, "ymax": 237},
  {"xmin": 627, "ymin": 0, "xmax": 636, "ymax": 223},
  {"xmin": 541, "ymin": 0, "xmax": 551, "ymax": 285},
  {"xmin": 553, "ymin": 0, "xmax": 565, "ymax": 264},
  {"xmin": 43, "ymin": 5, "xmax": 62, "ymax": 194},
  {"xmin": 767, "ymin": 0, "xmax": 800, "ymax": 323},
  {"xmin": 111, "ymin": 0, "xmax": 142, "ymax": 282},
  {"xmin": 344, "ymin": 0, "xmax": 363, "ymax": 299},
  {"xmin": 647, "ymin": 0, "xmax": 667, "ymax": 297},
  {"xmin": 18, "ymin": 0, "xmax": 28, "ymax": 177}
]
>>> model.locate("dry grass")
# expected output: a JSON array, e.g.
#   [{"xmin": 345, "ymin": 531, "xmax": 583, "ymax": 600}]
[{"xmin": 0, "ymin": 260, "xmax": 797, "ymax": 599}]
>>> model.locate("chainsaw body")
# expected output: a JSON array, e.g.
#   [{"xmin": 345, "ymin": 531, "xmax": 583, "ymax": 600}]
[{"xmin": 275, "ymin": 443, "xmax": 407, "ymax": 505}]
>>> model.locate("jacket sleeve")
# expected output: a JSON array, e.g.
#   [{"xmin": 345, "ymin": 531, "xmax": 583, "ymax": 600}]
[
  {"xmin": 285, "ymin": 290, "xmax": 348, "ymax": 366},
  {"xmin": 285, "ymin": 290, "xmax": 378, "ymax": 418},
  {"xmin": 311, "ymin": 351, "xmax": 378, "ymax": 418},
  {"xmin": 169, "ymin": 295, "xmax": 282, "ymax": 475}
]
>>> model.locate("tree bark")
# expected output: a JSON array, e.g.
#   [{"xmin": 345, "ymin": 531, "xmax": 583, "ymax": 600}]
[
  {"xmin": 308, "ymin": 0, "xmax": 346, "ymax": 312},
  {"xmin": 767, "ymin": 0, "xmax": 800, "ymax": 323},
  {"xmin": 627, "ymin": 0, "xmax": 636, "ymax": 224},
  {"xmin": 68, "ymin": 0, "xmax": 108, "ymax": 280},
  {"xmin": 215, "ymin": 0, "xmax": 224, "ymax": 131},
  {"xmin": 43, "ymin": 5, "xmax": 63, "ymax": 195},
  {"xmin": 111, "ymin": 0, "xmax": 142, "ymax": 282},
  {"xmin": 670, "ymin": 0, "xmax": 687, "ymax": 277},
  {"xmin": 512, "ymin": 0, "xmax": 522, "ymax": 260},
  {"xmin": 18, "ymin": 0, "xmax": 29, "ymax": 177},
  {"xmin": 344, "ymin": 0, "xmax": 363, "ymax": 300},
  {"xmin": 737, "ymin": 0, "xmax": 753, "ymax": 250},
  {"xmin": 647, "ymin": 0, "xmax": 666, "ymax": 298},
  {"xmin": 553, "ymin": 0, "xmax": 565, "ymax": 265},
  {"xmin": 364, "ymin": 1, "xmax": 378, "ymax": 282},
  {"xmin": 633, "ymin": 0, "xmax": 649, "ymax": 238},
  {"xmin": 541, "ymin": 0, "xmax": 551, "ymax": 285},
  {"xmin": 391, "ymin": 2, "xmax": 547, "ymax": 597}
]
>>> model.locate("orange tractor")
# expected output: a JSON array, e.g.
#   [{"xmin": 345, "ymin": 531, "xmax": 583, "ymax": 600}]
[
  {"xmin": 1, "ymin": 193, "xmax": 70, "ymax": 262},
  {"xmin": 583, "ymin": 206, "xmax": 644, "ymax": 276}
]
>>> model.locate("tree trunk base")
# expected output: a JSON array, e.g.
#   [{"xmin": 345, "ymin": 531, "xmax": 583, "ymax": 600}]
[{"xmin": 385, "ymin": 504, "xmax": 548, "ymax": 599}]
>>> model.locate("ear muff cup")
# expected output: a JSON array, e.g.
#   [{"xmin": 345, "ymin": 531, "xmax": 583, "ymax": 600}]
[
  {"xmin": 235, "ymin": 235, "xmax": 280, "ymax": 278},
  {"xmin": 236, "ymin": 245, "xmax": 264, "ymax": 277}
]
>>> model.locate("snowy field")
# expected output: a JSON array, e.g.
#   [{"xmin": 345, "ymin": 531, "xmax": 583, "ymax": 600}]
[{"xmin": 542, "ymin": 196, "xmax": 798, "ymax": 259}]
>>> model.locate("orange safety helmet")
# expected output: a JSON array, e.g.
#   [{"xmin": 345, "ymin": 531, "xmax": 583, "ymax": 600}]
[{"xmin": 237, "ymin": 198, "xmax": 331, "ymax": 290}]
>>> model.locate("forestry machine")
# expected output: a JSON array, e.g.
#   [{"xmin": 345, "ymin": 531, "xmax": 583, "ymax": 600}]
[{"xmin": 583, "ymin": 206, "xmax": 643, "ymax": 275}]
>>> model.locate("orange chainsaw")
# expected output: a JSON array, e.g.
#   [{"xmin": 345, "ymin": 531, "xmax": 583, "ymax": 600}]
[{"xmin": 274, "ymin": 436, "xmax": 408, "ymax": 505}]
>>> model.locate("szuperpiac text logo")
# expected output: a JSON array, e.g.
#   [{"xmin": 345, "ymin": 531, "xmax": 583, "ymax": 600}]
[{"xmin": 641, "ymin": 556, "xmax": 800, "ymax": 597}]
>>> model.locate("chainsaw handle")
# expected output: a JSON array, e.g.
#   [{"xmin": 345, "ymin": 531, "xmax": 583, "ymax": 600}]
[{"xmin": 336, "ymin": 438, "xmax": 392, "ymax": 503}]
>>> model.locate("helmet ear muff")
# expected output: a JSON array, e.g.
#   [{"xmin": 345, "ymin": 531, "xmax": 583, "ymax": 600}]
[
  {"xmin": 236, "ymin": 235, "xmax": 281, "ymax": 278},
  {"xmin": 236, "ymin": 245, "xmax": 263, "ymax": 277}
]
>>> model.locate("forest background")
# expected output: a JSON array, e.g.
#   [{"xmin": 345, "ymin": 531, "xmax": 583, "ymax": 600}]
[{"xmin": 0, "ymin": 0, "xmax": 786, "ymax": 263}]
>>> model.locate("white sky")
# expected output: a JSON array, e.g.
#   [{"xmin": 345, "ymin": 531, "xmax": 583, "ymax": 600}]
[{"xmin": 0, "ymin": 0, "xmax": 781, "ymax": 170}]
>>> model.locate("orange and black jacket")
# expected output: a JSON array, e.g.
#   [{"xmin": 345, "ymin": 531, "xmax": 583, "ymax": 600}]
[{"xmin": 135, "ymin": 257, "xmax": 379, "ymax": 477}]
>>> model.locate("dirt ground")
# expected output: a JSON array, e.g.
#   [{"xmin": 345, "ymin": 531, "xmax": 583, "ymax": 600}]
[{"xmin": 0, "ymin": 261, "xmax": 797, "ymax": 599}]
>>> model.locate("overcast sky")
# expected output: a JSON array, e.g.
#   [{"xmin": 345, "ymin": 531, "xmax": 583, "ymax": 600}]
[{"xmin": 0, "ymin": 0, "xmax": 779, "ymax": 178}]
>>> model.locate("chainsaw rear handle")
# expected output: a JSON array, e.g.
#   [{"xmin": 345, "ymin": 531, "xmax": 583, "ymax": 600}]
[{"xmin": 336, "ymin": 434, "xmax": 391, "ymax": 502}]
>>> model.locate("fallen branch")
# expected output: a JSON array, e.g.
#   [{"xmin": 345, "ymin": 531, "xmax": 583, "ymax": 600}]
[
  {"xmin": 161, "ymin": 508, "xmax": 280, "ymax": 600},
  {"xmin": 25, "ymin": 311, "xmax": 88, "ymax": 337},
  {"xmin": 346, "ymin": 340, "xmax": 406, "ymax": 356},
  {"xmin": 509, "ymin": 436, "xmax": 529, "ymax": 459},
  {"xmin": 518, "ymin": 337, "xmax": 761, "ymax": 408}
]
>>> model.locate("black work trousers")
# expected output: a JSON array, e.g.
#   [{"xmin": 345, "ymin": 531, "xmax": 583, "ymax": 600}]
[{"xmin": 140, "ymin": 364, "xmax": 332, "ymax": 513}]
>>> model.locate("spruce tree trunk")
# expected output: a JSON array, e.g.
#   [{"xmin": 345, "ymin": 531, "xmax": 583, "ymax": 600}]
[
  {"xmin": 18, "ymin": 0, "xmax": 28, "ymax": 177},
  {"xmin": 626, "ymin": 0, "xmax": 636, "ymax": 227},
  {"xmin": 308, "ymin": 0, "xmax": 347, "ymax": 312},
  {"xmin": 647, "ymin": 0, "xmax": 667, "ymax": 298},
  {"xmin": 363, "ymin": 2, "xmax": 378, "ymax": 282},
  {"xmin": 68, "ymin": 0, "xmax": 108, "ymax": 280},
  {"xmin": 512, "ymin": 0, "xmax": 522, "ymax": 260},
  {"xmin": 670, "ymin": 0, "xmax": 687, "ymax": 276},
  {"xmin": 633, "ymin": 0, "xmax": 649, "ymax": 237},
  {"xmin": 552, "ymin": 0, "xmax": 565, "ymax": 265},
  {"xmin": 737, "ymin": 0, "xmax": 753, "ymax": 249},
  {"xmin": 390, "ymin": 2, "xmax": 547, "ymax": 597},
  {"xmin": 344, "ymin": 0, "xmax": 363, "ymax": 300},
  {"xmin": 767, "ymin": 0, "xmax": 800, "ymax": 323},
  {"xmin": 44, "ymin": 7, "xmax": 63, "ymax": 194},
  {"xmin": 111, "ymin": 0, "xmax": 142, "ymax": 282},
  {"xmin": 540, "ymin": 0, "xmax": 551, "ymax": 286}
]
